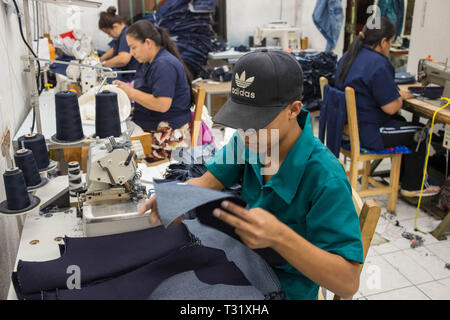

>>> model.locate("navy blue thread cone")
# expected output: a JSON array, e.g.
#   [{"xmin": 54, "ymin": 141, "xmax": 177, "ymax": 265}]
[
  {"xmin": 95, "ymin": 90, "xmax": 121, "ymax": 138},
  {"xmin": 17, "ymin": 133, "xmax": 50, "ymax": 170},
  {"xmin": 0, "ymin": 168, "xmax": 40, "ymax": 214},
  {"xmin": 53, "ymin": 91, "xmax": 85, "ymax": 143}
]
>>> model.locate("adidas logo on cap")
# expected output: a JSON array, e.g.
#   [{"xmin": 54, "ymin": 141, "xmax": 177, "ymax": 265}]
[{"xmin": 232, "ymin": 71, "xmax": 256, "ymax": 99}]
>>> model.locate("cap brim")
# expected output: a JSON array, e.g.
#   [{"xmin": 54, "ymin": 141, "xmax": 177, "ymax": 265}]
[{"xmin": 213, "ymin": 98, "xmax": 285, "ymax": 130}]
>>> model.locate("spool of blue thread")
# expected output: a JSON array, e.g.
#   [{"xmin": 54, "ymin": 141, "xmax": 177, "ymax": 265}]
[
  {"xmin": 95, "ymin": 90, "xmax": 121, "ymax": 138},
  {"xmin": 17, "ymin": 133, "xmax": 50, "ymax": 170},
  {"xmin": 53, "ymin": 91, "xmax": 85, "ymax": 143},
  {"xmin": 14, "ymin": 148, "xmax": 43, "ymax": 188},
  {"xmin": 2, "ymin": 168, "xmax": 31, "ymax": 210}
]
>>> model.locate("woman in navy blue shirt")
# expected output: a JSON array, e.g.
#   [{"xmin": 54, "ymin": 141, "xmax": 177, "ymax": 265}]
[
  {"xmin": 114, "ymin": 20, "xmax": 193, "ymax": 161},
  {"xmin": 98, "ymin": 7, "xmax": 139, "ymax": 82},
  {"xmin": 335, "ymin": 18, "xmax": 439, "ymax": 197}
]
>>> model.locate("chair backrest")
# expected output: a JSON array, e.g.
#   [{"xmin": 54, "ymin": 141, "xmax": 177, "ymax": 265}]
[
  {"xmin": 191, "ymin": 88, "xmax": 206, "ymax": 147},
  {"xmin": 319, "ymin": 77, "xmax": 361, "ymax": 158},
  {"xmin": 333, "ymin": 191, "xmax": 381, "ymax": 300},
  {"xmin": 344, "ymin": 87, "xmax": 361, "ymax": 159}
]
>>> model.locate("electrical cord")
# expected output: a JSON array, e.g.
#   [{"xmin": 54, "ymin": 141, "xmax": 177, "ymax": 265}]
[
  {"xmin": 414, "ymin": 97, "xmax": 450, "ymax": 233},
  {"xmin": 12, "ymin": 0, "xmax": 44, "ymax": 133}
]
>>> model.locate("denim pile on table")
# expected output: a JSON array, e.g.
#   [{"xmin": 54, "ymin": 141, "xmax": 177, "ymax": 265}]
[
  {"xmin": 164, "ymin": 144, "xmax": 242, "ymax": 196},
  {"xmin": 12, "ymin": 223, "xmax": 283, "ymax": 300},
  {"xmin": 292, "ymin": 51, "xmax": 338, "ymax": 112},
  {"xmin": 143, "ymin": 0, "xmax": 217, "ymax": 78},
  {"xmin": 208, "ymin": 65, "xmax": 233, "ymax": 82}
]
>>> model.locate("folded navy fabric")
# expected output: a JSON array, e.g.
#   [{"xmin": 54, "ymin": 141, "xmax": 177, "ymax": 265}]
[
  {"xmin": 408, "ymin": 86, "xmax": 444, "ymax": 100},
  {"xmin": 154, "ymin": 181, "xmax": 287, "ymax": 266}
]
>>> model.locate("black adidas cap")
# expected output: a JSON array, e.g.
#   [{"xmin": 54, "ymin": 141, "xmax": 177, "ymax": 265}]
[{"xmin": 213, "ymin": 49, "xmax": 303, "ymax": 130}]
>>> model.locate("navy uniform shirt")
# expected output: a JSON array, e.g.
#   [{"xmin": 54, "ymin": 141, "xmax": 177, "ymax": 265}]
[
  {"xmin": 205, "ymin": 110, "xmax": 364, "ymax": 300},
  {"xmin": 132, "ymin": 48, "xmax": 192, "ymax": 131},
  {"xmin": 335, "ymin": 45, "xmax": 401, "ymax": 150},
  {"xmin": 108, "ymin": 25, "xmax": 139, "ymax": 82}
]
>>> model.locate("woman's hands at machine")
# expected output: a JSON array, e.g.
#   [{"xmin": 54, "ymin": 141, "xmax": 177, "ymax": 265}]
[{"xmin": 400, "ymin": 90, "xmax": 414, "ymax": 100}]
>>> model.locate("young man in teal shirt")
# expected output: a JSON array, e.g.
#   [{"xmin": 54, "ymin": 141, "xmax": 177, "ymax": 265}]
[{"xmin": 140, "ymin": 50, "xmax": 364, "ymax": 300}]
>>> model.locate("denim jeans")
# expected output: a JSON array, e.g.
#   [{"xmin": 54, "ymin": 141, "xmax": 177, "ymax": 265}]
[{"xmin": 312, "ymin": 0, "xmax": 344, "ymax": 52}]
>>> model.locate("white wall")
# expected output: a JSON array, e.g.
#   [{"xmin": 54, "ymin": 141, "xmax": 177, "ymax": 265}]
[
  {"xmin": 226, "ymin": 0, "xmax": 347, "ymax": 57},
  {"xmin": 407, "ymin": 0, "xmax": 450, "ymax": 75},
  {"xmin": 0, "ymin": 2, "xmax": 30, "ymax": 300}
]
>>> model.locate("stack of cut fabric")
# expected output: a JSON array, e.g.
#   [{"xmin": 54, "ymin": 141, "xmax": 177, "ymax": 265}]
[
  {"xmin": 293, "ymin": 51, "xmax": 338, "ymax": 111},
  {"xmin": 12, "ymin": 222, "xmax": 284, "ymax": 300},
  {"xmin": 144, "ymin": 0, "xmax": 216, "ymax": 78}
]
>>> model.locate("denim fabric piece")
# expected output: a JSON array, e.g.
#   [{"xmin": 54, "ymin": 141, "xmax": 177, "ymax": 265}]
[
  {"xmin": 183, "ymin": 219, "xmax": 283, "ymax": 298},
  {"xmin": 312, "ymin": 0, "xmax": 344, "ymax": 52},
  {"xmin": 12, "ymin": 225, "xmax": 192, "ymax": 296},
  {"xmin": 319, "ymin": 85, "xmax": 347, "ymax": 157},
  {"xmin": 45, "ymin": 245, "xmax": 251, "ymax": 300},
  {"xmin": 148, "ymin": 271, "xmax": 264, "ymax": 300},
  {"xmin": 154, "ymin": 181, "xmax": 287, "ymax": 266},
  {"xmin": 154, "ymin": 180, "xmax": 243, "ymax": 227}
]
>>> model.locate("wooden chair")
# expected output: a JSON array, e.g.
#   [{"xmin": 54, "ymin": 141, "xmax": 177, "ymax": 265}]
[
  {"xmin": 191, "ymin": 88, "xmax": 206, "ymax": 147},
  {"xmin": 319, "ymin": 77, "xmax": 402, "ymax": 213},
  {"xmin": 318, "ymin": 190, "xmax": 381, "ymax": 300}
]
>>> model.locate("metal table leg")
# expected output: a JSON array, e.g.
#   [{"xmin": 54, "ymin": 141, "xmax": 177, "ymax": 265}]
[{"xmin": 207, "ymin": 93, "xmax": 212, "ymax": 116}]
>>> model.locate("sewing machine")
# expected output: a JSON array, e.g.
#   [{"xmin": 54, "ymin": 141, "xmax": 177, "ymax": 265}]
[
  {"xmin": 66, "ymin": 56, "xmax": 102, "ymax": 94},
  {"xmin": 79, "ymin": 135, "xmax": 151, "ymax": 237},
  {"xmin": 254, "ymin": 21, "xmax": 301, "ymax": 50},
  {"xmin": 418, "ymin": 59, "xmax": 450, "ymax": 105}
]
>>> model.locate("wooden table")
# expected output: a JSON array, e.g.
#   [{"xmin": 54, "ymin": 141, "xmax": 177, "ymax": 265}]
[
  {"xmin": 400, "ymin": 83, "xmax": 450, "ymax": 240},
  {"xmin": 399, "ymin": 84, "xmax": 450, "ymax": 124},
  {"xmin": 192, "ymin": 80, "xmax": 231, "ymax": 115}
]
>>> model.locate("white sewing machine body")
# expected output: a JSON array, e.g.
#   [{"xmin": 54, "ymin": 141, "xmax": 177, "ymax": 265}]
[
  {"xmin": 254, "ymin": 21, "xmax": 301, "ymax": 50},
  {"xmin": 418, "ymin": 59, "xmax": 450, "ymax": 105},
  {"xmin": 79, "ymin": 136, "xmax": 151, "ymax": 237}
]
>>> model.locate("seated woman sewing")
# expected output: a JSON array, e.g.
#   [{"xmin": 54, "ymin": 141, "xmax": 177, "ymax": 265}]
[
  {"xmin": 98, "ymin": 6, "xmax": 139, "ymax": 82},
  {"xmin": 113, "ymin": 20, "xmax": 193, "ymax": 161},
  {"xmin": 334, "ymin": 17, "xmax": 439, "ymax": 197}
]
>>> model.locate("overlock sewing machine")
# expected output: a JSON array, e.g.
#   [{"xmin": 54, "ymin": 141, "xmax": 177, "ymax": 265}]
[
  {"xmin": 78, "ymin": 136, "xmax": 151, "ymax": 237},
  {"xmin": 418, "ymin": 58, "xmax": 450, "ymax": 105}
]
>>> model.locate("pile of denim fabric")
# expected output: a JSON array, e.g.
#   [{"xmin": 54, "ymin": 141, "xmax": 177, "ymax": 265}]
[
  {"xmin": 143, "ymin": 0, "xmax": 216, "ymax": 78},
  {"xmin": 293, "ymin": 51, "xmax": 338, "ymax": 112},
  {"xmin": 209, "ymin": 65, "xmax": 233, "ymax": 82},
  {"xmin": 164, "ymin": 144, "xmax": 242, "ymax": 196}
]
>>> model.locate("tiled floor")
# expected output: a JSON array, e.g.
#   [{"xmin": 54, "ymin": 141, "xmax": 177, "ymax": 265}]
[{"xmin": 211, "ymin": 124, "xmax": 450, "ymax": 300}]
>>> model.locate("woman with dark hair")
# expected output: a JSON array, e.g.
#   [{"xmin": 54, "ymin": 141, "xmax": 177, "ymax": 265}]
[
  {"xmin": 113, "ymin": 20, "xmax": 193, "ymax": 161},
  {"xmin": 335, "ymin": 17, "xmax": 439, "ymax": 197},
  {"xmin": 98, "ymin": 6, "xmax": 139, "ymax": 82}
]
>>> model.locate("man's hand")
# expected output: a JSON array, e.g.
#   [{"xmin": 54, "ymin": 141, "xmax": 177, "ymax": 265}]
[
  {"xmin": 138, "ymin": 195, "xmax": 184, "ymax": 227},
  {"xmin": 212, "ymin": 201, "xmax": 285, "ymax": 249}
]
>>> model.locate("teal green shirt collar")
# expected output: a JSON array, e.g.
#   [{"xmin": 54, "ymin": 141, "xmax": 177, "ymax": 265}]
[{"xmin": 251, "ymin": 110, "xmax": 315, "ymax": 204}]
